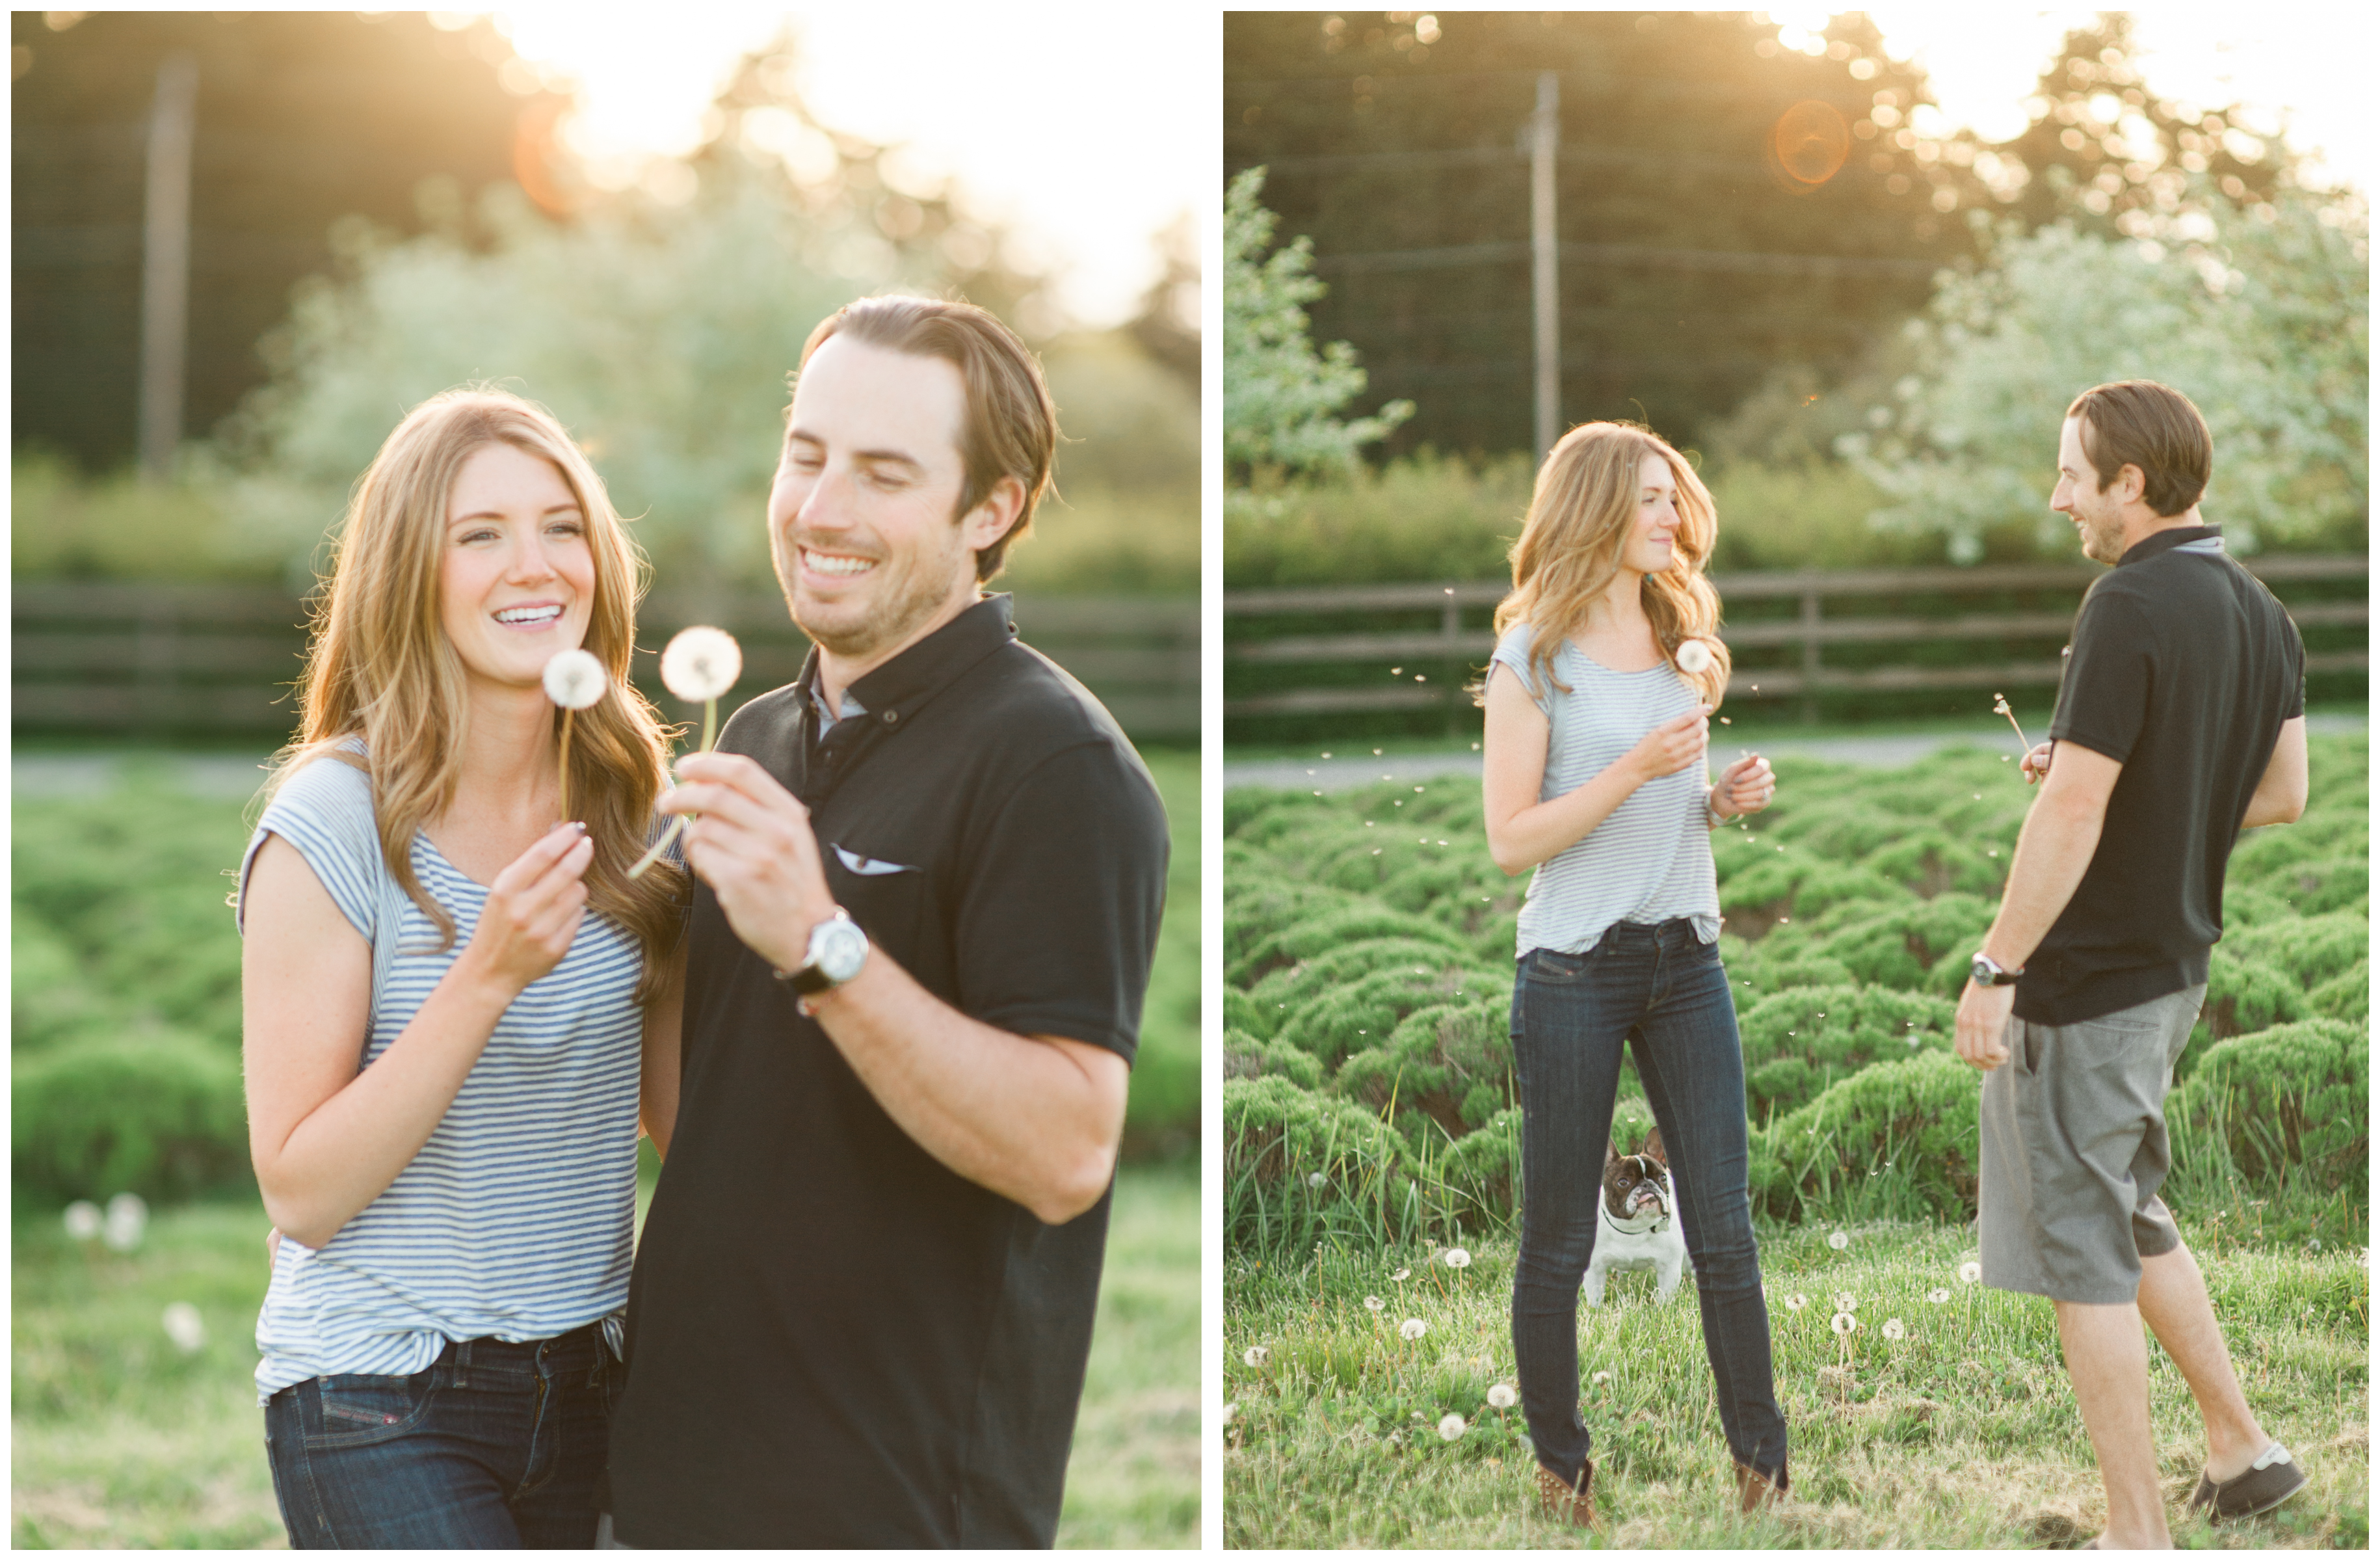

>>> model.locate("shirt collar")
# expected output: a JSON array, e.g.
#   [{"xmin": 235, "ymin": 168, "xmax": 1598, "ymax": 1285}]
[
  {"xmin": 794, "ymin": 594, "xmax": 1018, "ymax": 732},
  {"xmin": 2115, "ymin": 524, "xmax": 2221, "ymax": 568}
]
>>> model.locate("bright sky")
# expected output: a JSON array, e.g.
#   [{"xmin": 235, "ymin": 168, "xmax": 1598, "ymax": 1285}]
[
  {"xmin": 474, "ymin": 3, "xmax": 1211, "ymax": 329},
  {"xmin": 1775, "ymin": 6, "xmax": 2371, "ymax": 193}
]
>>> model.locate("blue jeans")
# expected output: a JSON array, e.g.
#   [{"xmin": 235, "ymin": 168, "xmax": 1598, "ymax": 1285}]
[
  {"xmin": 263, "ymin": 1325, "xmax": 618, "ymax": 1549},
  {"xmin": 1509, "ymin": 920, "xmax": 1788, "ymax": 1488}
]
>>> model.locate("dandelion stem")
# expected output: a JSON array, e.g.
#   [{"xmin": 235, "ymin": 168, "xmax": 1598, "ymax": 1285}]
[
  {"xmin": 1992, "ymin": 693, "xmax": 2030, "ymax": 753},
  {"xmin": 557, "ymin": 708, "xmax": 575, "ymax": 823},
  {"xmin": 627, "ymin": 695, "xmax": 720, "ymax": 881}
]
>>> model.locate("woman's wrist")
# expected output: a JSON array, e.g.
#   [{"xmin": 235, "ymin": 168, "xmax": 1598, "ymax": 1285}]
[{"xmin": 1706, "ymin": 781, "xmax": 1732, "ymax": 821}]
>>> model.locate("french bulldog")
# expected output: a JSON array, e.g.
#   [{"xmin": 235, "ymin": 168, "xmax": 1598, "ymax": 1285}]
[{"xmin": 1581, "ymin": 1126, "xmax": 1690, "ymax": 1306}]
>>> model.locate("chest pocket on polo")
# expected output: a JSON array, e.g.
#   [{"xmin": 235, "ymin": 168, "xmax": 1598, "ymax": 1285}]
[{"xmin": 826, "ymin": 843, "xmax": 927, "ymax": 958}]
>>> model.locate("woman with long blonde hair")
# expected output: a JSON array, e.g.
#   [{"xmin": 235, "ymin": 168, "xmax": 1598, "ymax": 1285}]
[
  {"xmin": 237, "ymin": 388, "xmax": 687, "ymax": 1547},
  {"xmin": 1479, "ymin": 421, "xmax": 1786, "ymax": 1527}
]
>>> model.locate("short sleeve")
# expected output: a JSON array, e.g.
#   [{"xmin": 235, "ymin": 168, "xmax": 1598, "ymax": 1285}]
[
  {"xmin": 951, "ymin": 740, "xmax": 1170, "ymax": 1063},
  {"xmin": 2049, "ymin": 587, "xmax": 2152, "ymax": 764},
  {"xmin": 238, "ymin": 755, "xmax": 384, "ymax": 944},
  {"xmin": 1490, "ymin": 623, "xmax": 1552, "ymax": 717}
]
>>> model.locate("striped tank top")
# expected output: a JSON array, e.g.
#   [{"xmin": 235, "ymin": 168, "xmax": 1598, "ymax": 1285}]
[
  {"xmin": 237, "ymin": 749, "xmax": 645, "ymax": 1403},
  {"xmin": 1492, "ymin": 622, "xmax": 1722, "ymax": 959}
]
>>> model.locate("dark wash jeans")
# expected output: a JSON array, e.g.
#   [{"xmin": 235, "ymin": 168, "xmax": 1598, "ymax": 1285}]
[
  {"xmin": 1509, "ymin": 919, "xmax": 1788, "ymax": 1488},
  {"xmin": 263, "ymin": 1324, "xmax": 617, "ymax": 1549}
]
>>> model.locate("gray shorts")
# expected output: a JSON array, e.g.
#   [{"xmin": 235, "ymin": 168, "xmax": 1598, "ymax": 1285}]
[{"xmin": 1978, "ymin": 984, "xmax": 2205, "ymax": 1305}]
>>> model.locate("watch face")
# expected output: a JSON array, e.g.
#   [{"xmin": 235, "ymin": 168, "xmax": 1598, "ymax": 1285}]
[{"xmin": 815, "ymin": 918, "xmax": 869, "ymax": 983}]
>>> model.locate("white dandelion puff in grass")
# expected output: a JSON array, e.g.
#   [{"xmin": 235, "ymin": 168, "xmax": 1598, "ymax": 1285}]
[
  {"xmin": 1834, "ymin": 1292, "xmax": 1858, "ymax": 1312},
  {"xmin": 1784, "ymin": 1293, "xmax": 1808, "ymax": 1311},
  {"xmin": 1399, "ymin": 1318, "xmax": 1428, "ymax": 1341},
  {"xmin": 1308, "ymin": 1172, "xmax": 1327, "ymax": 1189},
  {"xmin": 1438, "ymin": 1413, "xmax": 1466, "ymax": 1441},
  {"xmin": 1365, "ymin": 1296, "xmax": 1386, "ymax": 1313},
  {"xmin": 102, "ymin": 1192, "xmax": 148, "ymax": 1253},
  {"xmin": 1927, "ymin": 1288, "xmax": 1951, "ymax": 1304},
  {"xmin": 1392, "ymin": 1268, "xmax": 1411, "ymax": 1282},
  {"xmin": 658, "ymin": 625, "xmax": 741, "ymax": 702},
  {"xmin": 1959, "ymin": 1261, "xmax": 1983, "ymax": 1284},
  {"xmin": 1882, "ymin": 1318, "xmax": 1905, "ymax": 1341},
  {"xmin": 1443, "ymin": 1247, "xmax": 1472, "ymax": 1270},
  {"xmin": 1487, "ymin": 1383, "xmax": 1518, "ymax": 1409},
  {"xmin": 1591, "ymin": 1370, "xmax": 1613, "ymax": 1384},
  {"xmin": 1830, "ymin": 1312, "xmax": 1857, "ymax": 1336},
  {"xmin": 162, "ymin": 1301, "xmax": 205, "ymax": 1354},
  {"xmin": 1827, "ymin": 1229, "xmax": 1850, "ymax": 1250},
  {"xmin": 1243, "ymin": 1346, "xmax": 1269, "ymax": 1368},
  {"xmin": 1673, "ymin": 637, "xmax": 1715, "ymax": 676},
  {"xmin": 1223, "ymin": 1402, "xmax": 1237, "ymax": 1422},
  {"xmin": 62, "ymin": 1201, "xmax": 101, "ymax": 1242}
]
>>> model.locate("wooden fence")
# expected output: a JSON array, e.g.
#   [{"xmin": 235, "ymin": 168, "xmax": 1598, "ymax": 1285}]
[
  {"xmin": 13, "ymin": 583, "xmax": 1199, "ymax": 742},
  {"xmin": 1225, "ymin": 556, "xmax": 2368, "ymax": 719}
]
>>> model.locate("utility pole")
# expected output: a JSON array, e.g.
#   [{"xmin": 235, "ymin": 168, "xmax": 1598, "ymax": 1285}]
[
  {"xmin": 139, "ymin": 51, "xmax": 199, "ymax": 484},
  {"xmin": 1529, "ymin": 70, "xmax": 1559, "ymax": 460}
]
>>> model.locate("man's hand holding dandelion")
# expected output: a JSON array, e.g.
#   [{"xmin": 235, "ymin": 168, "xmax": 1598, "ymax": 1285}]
[{"xmin": 659, "ymin": 751, "xmax": 836, "ymax": 976}]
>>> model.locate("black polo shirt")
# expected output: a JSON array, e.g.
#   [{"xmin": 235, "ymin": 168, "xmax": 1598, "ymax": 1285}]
[
  {"xmin": 607, "ymin": 594, "xmax": 1169, "ymax": 1548},
  {"xmin": 2016, "ymin": 527, "xmax": 2303, "ymax": 1025}
]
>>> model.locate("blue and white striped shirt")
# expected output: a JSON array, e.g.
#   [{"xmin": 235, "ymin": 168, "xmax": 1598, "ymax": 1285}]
[
  {"xmin": 237, "ymin": 751, "xmax": 645, "ymax": 1402},
  {"xmin": 1493, "ymin": 622, "xmax": 1722, "ymax": 959}
]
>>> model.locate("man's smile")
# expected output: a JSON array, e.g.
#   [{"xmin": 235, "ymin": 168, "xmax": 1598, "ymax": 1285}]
[{"xmin": 800, "ymin": 547, "xmax": 878, "ymax": 579}]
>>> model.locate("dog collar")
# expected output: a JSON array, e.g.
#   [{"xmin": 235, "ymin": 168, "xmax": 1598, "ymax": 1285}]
[{"xmin": 1602, "ymin": 1201, "xmax": 1671, "ymax": 1236}]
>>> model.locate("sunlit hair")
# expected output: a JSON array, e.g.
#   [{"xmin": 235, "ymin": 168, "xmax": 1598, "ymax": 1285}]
[
  {"xmin": 1482, "ymin": 421, "xmax": 1731, "ymax": 709},
  {"xmin": 796, "ymin": 295, "xmax": 1057, "ymax": 581},
  {"xmin": 261, "ymin": 388, "xmax": 687, "ymax": 1002},
  {"xmin": 2067, "ymin": 379, "xmax": 2212, "ymax": 518}
]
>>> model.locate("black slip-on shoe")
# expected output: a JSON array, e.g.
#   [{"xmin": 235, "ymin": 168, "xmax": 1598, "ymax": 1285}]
[{"xmin": 2188, "ymin": 1443, "xmax": 2307, "ymax": 1521}]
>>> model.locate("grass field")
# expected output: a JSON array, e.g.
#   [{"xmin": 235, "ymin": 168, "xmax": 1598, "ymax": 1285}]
[
  {"xmin": 1223, "ymin": 1217, "xmax": 2368, "ymax": 1549},
  {"xmin": 11, "ymin": 1162, "xmax": 1198, "ymax": 1548}
]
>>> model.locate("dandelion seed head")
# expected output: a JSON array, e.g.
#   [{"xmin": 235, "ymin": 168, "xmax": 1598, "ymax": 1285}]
[
  {"xmin": 162, "ymin": 1301, "xmax": 205, "ymax": 1354},
  {"xmin": 1673, "ymin": 638, "xmax": 1715, "ymax": 675},
  {"xmin": 1224, "ymin": 1402, "xmax": 1237, "ymax": 1422},
  {"xmin": 1882, "ymin": 1317, "xmax": 1905, "ymax": 1340},
  {"xmin": 1784, "ymin": 1293, "xmax": 1808, "ymax": 1311},
  {"xmin": 1959, "ymin": 1261, "xmax": 1983, "ymax": 1284},
  {"xmin": 1392, "ymin": 1268, "xmax": 1411, "ymax": 1282},
  {"xmin": 1591, "ymin": 1370, "xmax": 1613, "ymax": 1384},
  {"xmin": 1834, "ymin": 1292, "xmax": 1857, "ymax": 1311},
  {"xmin": 62, "ymin": 1201, "xmax": 101, "ymax": 1242},
  {"xmin": 1243, "ymin": 1346, "xmax": 1269, "ymax": 1367},
  {"xmin": 1443, "ymin": 1247, "xmax": 1472, "ymax": 1270},
  {"xmin": 1400, "ymin": 1318, "xmax": 1427, "ymax": 1340},
  {"xmin": 1308, "ymin": 1171, "xmax": 1327, "ymax": 1188},
  {"xmin": 1438, "ymin": 1413, "xmax": 1466, "ymax": 1441},
  {"xmin": 658, "ymin": 626, "xmax": 741, "ymax": 702},
  {"xmin": 1928, "ymin": 1288, "xmax": 1951, "ymax": 1303},
  {"xmin": 101, "ymin": 1192, "xmax": 148, "ymax": 1253},
  {"xmin": 1365, "ymin": 1295, "xmax": 1386, "ymax": 1312},
  {"xmin": 1828, "ymin": 1229, "xmax": 1850, "ymax": 1250},
  {"xmin": 1487, "ymin": 1383, "xmax": 1518, "ymax": 1409},
  {"xmin": 541, "ymin": 648, "xmax": 607, "ymax": 710},
  {"xmin": 1830, "ymin": 1312, "xmax": 1857, "ymax": 1335}
]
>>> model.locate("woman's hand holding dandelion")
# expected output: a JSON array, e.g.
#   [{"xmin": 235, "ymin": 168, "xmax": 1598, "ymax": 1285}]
[
  {"xmin": 1627, "ymin": 704, "xmax": 1712, "ymax": 784},
  {"xmin": 460, "ymin": 821, "xmax": 595, "ymax": 996},
  {"xmin": 1709, "ymin": 752, "xmax": 1775, "ymax": 820}
]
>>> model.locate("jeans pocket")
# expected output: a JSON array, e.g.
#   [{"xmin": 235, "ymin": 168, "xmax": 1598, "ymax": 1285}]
[
  {"xmin": 306, "ymin": 1369, "xmax": 437, "ymax": 1450},
  {"xmin": 1526, "ymin": 947, "xmax": 1590, "ymax": 985}
]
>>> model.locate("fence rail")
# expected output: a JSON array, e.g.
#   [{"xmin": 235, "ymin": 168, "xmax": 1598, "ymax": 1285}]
[
  {"xmin": 14, "ymin": 583, "xmax": 1199, "ymax": 742},
  {"xmin": 1224, "ymin": 557, "xmax": 2368, "ymax": 718}
]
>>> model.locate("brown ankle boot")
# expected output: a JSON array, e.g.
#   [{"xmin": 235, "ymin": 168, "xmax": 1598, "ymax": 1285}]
[
  {"xmin": 1734, "ymin": 1460, "xmax": 1787, "ymax": 1514},
  {"xmin": 1536, "ymin": 1459, "xmax": 1602, "ymax": 1530}
]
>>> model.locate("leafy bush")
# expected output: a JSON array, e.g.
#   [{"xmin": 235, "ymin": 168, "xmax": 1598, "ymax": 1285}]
[
  {"xmin": 2171, "ymin": 1019, "xmax": 2368, "ymax": 1194},
  {"xmin": 14, "ymin": 1036, "xmax": 250, "ymax": 1203},
  {"xmin": 1226, "ymin": 732, "xmax": 2364, "ymax": 1251},
  {"xmin": 1224, "ymin": 1074, "xmax": 1428, "ymax": 1258}
]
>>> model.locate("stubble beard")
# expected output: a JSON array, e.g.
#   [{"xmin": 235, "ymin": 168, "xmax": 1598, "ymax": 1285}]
[{"xmin": 775, "ymin": 527, "xmax": 971, "ymax": 661}]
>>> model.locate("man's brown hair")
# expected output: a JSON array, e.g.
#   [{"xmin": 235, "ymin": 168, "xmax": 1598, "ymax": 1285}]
[
  {"xmin": 797, "ymin": 296, "xmax": 1057, "ymax": 581},
  {"xmin": 2065, "ymin": 380, "xmax": 2212, "ymax": 518}
]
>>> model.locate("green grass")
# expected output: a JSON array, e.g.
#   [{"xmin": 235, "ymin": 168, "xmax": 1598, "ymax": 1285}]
[
  {"xmin": 11, "ymin": 1165, "xmax": 1198, "ymax": 1547},
  {"xmin": 1224, "ymin": 1220, "xmax": 2368, "ymax": 1549}
]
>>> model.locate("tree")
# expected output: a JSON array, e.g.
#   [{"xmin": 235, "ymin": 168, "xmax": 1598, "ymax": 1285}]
[
  {"xmin": 1847, "ymin": 187, "xmax": 2367, "ymax": 560},
  {"xmin": 1224, "ymin": 11, "xmax": 1975, "ymax": 457},
  {"xmin": 1224, "ymin": 168, "xmax": 1410, "ymax": 478}
]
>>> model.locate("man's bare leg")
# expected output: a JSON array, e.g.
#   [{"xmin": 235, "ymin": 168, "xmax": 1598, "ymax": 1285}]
[
  {"xmin": 2135, "ymin": 1242, "xmax": 2270, "ymax": 1482},
  {"xmin": 2056, "ymin": 1298, "xmax": 2172, "ymax": 1548}
]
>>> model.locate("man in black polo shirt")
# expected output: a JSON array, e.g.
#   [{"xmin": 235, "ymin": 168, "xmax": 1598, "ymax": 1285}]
[
  {"xmin": 1953, "ymin": 380, "xmax": 2309, "ymax": 1546},
  {"xmin": 603, "ymin": 297, "xmax": 1169, "ymax": 1547}
]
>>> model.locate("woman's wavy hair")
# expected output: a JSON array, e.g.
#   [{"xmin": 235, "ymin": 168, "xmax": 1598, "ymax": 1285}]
[
  {"xmin": 262, "ymin": 388, "xmax": 687, "ymax": 1002},
  {"xmin": 1481, "ymin": 421, "xmax": 1731, "ymax": 709}
]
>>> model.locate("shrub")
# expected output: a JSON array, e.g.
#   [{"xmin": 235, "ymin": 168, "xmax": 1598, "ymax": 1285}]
[
  {"xmin": 1273, "ymin": 961, "xmax": 1509, "ymax": 1074},
  {"xmin": 1224, "ymin": 1030, "xmax": 1326, "ymax": 1092},
  {"xmin": 2171, "ymin": 1019, "xmax": 2367, "ymax": 1194},
  {"xmin": 2223, "ymin": 910, "xmax": 2366, "ymax": 991},
  {"xmin": 1229, "ymin": 903, "xmax": 1467, "ymax": 989},
  {"xmin": 13, "ymin": 1035, "xmax": 250, "ymax": 1204},
  {"xmin": 1333, "ymin": 995, "xmax": 1513, "ymax": 1136},
  {"xmin": 2305, "ymin": 960, "xmax": 2367, "ymax": 1024},
  {"xmin": 1224, "ymin": 1075, "xmax": 1430, "ymax": 1259},
  {"xmin": 1860, "ymin": 829, "xmax": 2005, "ymax": 900},
  {"xmin": 2201, "ymin": 950, "xmax": 2303, "ymax": 1040},
  {"xmin": 1751, "ymin": 1050, "xmax": 1982, "ymax": 1224},
  {"xmin": 1738, "ymin": 984, "xmax": 1957, "ymax": 1120},
  {"xmin": 1813, "ymin": 894, "xmax": 1996, "ymax": 996}
]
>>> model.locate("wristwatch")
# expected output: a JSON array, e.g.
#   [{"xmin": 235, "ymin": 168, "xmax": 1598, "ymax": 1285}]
[
  {"xmin": 775, "ymin": 909, "xmax": 869, "ymax": 995},
  {"xmin": 1970, "ymin": 951, "xmax": 2024, "ymax": 987}
]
